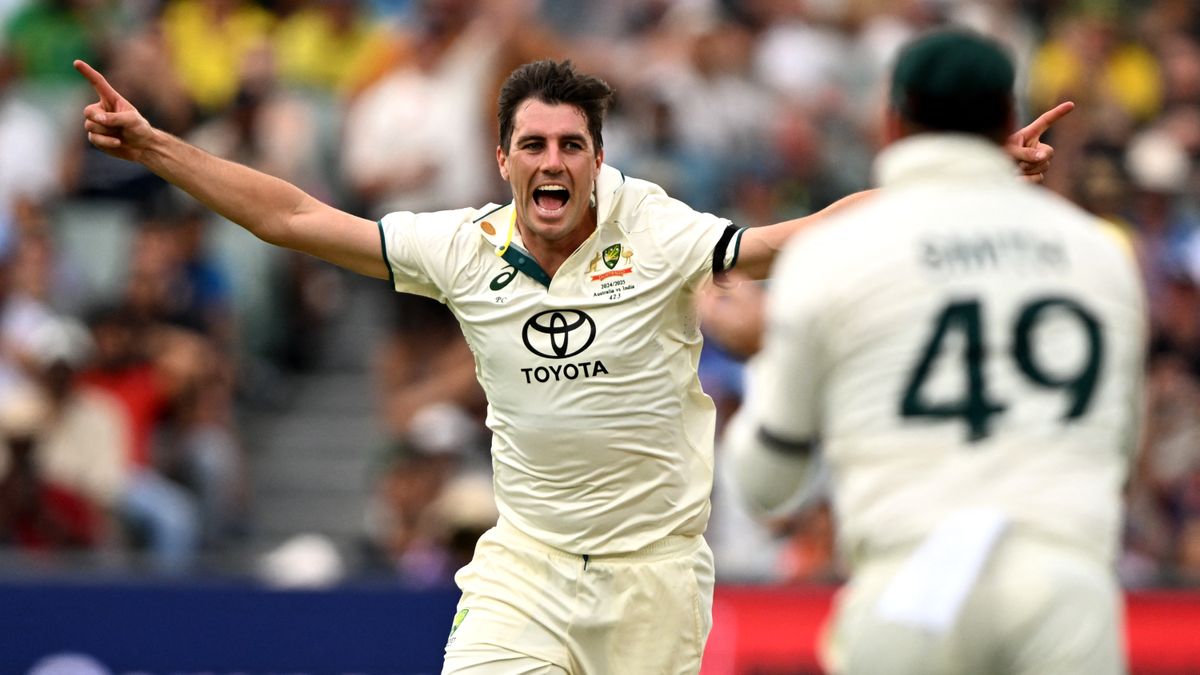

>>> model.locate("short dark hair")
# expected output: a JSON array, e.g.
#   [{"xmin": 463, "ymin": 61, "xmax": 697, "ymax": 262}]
[
  {"xmin": 497, "ymin": 60, "xmax": 614, "ymax": 153},
  {"xmin": 890, "ymin": 29, "xmax": 1015, "ymax": 141}
]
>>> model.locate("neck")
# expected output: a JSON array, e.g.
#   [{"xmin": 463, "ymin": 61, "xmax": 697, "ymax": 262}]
[{"xmin": 517, "ymin": 207, "xmax": 597, "ymax": 278}]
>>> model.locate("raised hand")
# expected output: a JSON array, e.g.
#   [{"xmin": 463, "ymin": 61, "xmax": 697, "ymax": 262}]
[
  {"xmin": 1007, "ymin": 101, "xmax": 1075, "ymax": 183},
  {"xmin": 73, "ymin": 59, "xmax": 156, "ymax": 162}
]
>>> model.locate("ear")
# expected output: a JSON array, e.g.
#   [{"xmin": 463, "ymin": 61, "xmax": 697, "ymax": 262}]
[
  {"xmin": 496, "ymin": 145, "xmax": 509, "ymax": 181},
  {"xmin": 595, "ymin": 147, "xmax": 604, "ymax": 174}
]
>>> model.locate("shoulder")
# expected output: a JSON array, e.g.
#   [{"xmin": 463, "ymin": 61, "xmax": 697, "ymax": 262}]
[
  {"xmin": 378, "ymin": 204, "xmax": 503, "ymax": 266},
  {"xmin": 1026, "ymin": 188, "xmax": 1137, "ymax": 262},
  {"xmin": 379, "ymin": 205, "xmax": 506, "ymax": 244}
]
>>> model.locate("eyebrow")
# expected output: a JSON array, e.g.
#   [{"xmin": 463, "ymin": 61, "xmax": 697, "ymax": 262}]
[{"xmin": 515, "ymin": 132, "xmax": 590, "ymax": 147}]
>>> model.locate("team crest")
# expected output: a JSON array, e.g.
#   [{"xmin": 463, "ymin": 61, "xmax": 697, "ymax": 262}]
[
  {"xmin": 590, "ymin": 243, "xmax": 636, "ymax": 294},
  {"xmin": 603, "ymin": 244, "xmax": 622, "ymax": 270}
]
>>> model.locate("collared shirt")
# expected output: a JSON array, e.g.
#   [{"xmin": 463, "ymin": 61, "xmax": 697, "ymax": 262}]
[
  {"xmin": 378, "ymin": 164, "xmax": 741, "ymax": 554},
  {"xmin": 746, "ymin": 134, "xmax": 1146, "ymax": 565}
]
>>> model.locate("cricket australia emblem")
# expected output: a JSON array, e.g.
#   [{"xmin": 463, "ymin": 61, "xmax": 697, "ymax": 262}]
[
  {"xmin": 602, "ymin": 243, "xmax": 622, "ymax": 269},
  {"xmin": 590, "ymin": 243, "xmax": 636, "ymax": 299},
  {"xmin": 590, "ymin": 245, "xmax": 634, "ymax": 281}
]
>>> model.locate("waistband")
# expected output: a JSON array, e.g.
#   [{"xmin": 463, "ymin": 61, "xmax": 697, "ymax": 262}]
[{"xmin": 495, "ymin": 517, "xmax": 701, "ymax": 563}]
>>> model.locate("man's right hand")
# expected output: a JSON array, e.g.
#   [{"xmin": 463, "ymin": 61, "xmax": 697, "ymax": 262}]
[{"xmin": 74, "ymin": 59, "xmax": 155, "ymax": 163}]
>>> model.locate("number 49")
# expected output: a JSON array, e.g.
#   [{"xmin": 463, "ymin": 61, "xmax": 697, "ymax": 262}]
[{"xmin": 899, "ymin": 297, "xmax": 1104, "ymax": 442}]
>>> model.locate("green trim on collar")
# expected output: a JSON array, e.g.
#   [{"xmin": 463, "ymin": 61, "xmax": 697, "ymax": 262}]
[{"xmin": 499, "ymin": 243, "xmax": 552, "ymax": 288}]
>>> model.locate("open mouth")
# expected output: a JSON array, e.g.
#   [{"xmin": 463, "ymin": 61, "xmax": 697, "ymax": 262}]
[{"xmin": 533, "ymin": 185, "xmax": 570, "ymax": 216}]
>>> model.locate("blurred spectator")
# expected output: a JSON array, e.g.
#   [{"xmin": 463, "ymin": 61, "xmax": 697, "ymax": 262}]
[
  {"xmin": 1154, "ymin": 32, "xmax": 1200, "ymax": 109},
  {"xmin": 655, "ymin": 16, "xmax": 776, "ymax": 212},
  {"xmin": 359, "ymin": 402, "xmax": 487, "ymax": 586},
  {"xmin": 0, "ymin": 384, "xmax": 100, "ymax": 552},
  {"xmin": 0, "ymin": 57, "xmax": 63, "ymax": 248},
  {"xmin": 153, "ymin": 326, "xmax": 245, "ymax": 547},
  {"xmin": 340, "ymin": 0, "xmax": 499, "ymax": 216},
  {"xmin": 272, "ymin": 0, "xmax": 385, "ymax": 94},
  {"xmin": 160, "ymin": 0, "xmax": 275, "ymax": 113},
  {"xmin": 427, "ymin": 471, "xmax": 496, "ymax": 576},
  {"xmin": 1124, "ymin": 128, "xmax": 1200, "ymax": 339},
  {"xmin": 78, "ymin": 304, "xmax": 201, "ymax": 573},
  {"xmin": 184, "ymin": 46, "xmax": 344, "ymax": 373},
  {"xmin": 11, "ymin": 317, "xmax": 126, "ymax": 550},
  {"xmin": 1029, "ymin": 5, "xmax": 1162, "ymax": 126},
  {"xmin": 188, "ymin": 44, "xmax": 331, "ymax": 198},
  {"xmin": 121, "ymin": 210, "xmax": 235, "ymax": 349},
  {"xmin": 375, "ymin": 296, "xmax": 484, "ymax": 436},
  {"xmin": 751, "ymin": 0, "xmax": 856, "ymax": 105},
  {"xmin": 762, "ymin": 99, "xmax": 862, "ymax": 220},
  {"xmin": 2, "ymin": 0, "xmax": 105, "ymax": 85},
  {"xmin": 6, "ymin": 200, "xmax": 90, "ymax": 315}
]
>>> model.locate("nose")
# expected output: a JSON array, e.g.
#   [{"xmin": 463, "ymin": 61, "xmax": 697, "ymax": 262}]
[{"xmin": 541, "ymin": 146, "xmax": 565, "ymax": 173}]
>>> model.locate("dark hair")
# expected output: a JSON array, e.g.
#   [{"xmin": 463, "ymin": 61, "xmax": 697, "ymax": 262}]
[
  {"xmin": 497, "ymin": 60, "xmax": 614, "ymax": 153},
  {"xmin": 890, "ymin": 29, "xmax": 1015, "ymax": 141}
]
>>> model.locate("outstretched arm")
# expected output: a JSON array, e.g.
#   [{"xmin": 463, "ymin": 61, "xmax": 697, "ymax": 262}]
[
  {"xmin": 731, "ymin": 101, "xmax": 1076, "ymax": 280},
  {"xmin": 732, "ymin": 189, "xmax": 878, "ymax": 280},
  {"xmin": 74, "ymin": 60, "xmax": 388, "ymax": 280}
]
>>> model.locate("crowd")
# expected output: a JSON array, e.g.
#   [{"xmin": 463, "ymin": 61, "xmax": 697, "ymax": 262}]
[{"xmin": 0, "ymin": 0, "xmax": 1198, "ymax": 587}]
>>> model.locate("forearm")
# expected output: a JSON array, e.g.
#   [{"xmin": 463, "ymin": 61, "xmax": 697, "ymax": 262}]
[
  {"xmin": 723, "ymin": 406, "xmax": 817, "ymax": 517},
  {"xmin": 138, "ymin": 130, "xmax": 387, "ymax": 278},
  {"xmin": 736, "ymin": 189, "xmax": 878, "ymax": 279},
  {"xmin": 140, "ymin": 129, "xmax": 313, "ymax": 245},
  {"xmin": 76, "ymin": 58, "xmax": 384, "ymax": 278}
]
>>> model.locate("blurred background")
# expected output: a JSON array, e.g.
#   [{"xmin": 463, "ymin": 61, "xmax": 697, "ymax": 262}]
[{"xmin": 1, "ymin": 0, "xmax": 1200, "ymax": 671}]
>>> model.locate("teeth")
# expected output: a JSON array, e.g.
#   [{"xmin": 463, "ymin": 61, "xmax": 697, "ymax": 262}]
[{"xmin": 536, "ymin": 186, "xmax": 567, "ymax": 192}]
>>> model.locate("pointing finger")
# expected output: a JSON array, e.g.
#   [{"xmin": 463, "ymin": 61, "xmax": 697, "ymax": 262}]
[
  {"xmin": 1015, "ymin": 101, "xmax": 1075, "ymax": 146},
  {"xmin": 73, "ymin": 59, "xmax": 122, "ymax": 111}
]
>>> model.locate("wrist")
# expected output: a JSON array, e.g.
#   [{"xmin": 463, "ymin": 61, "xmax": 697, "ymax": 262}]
[{"xmin": 140, "ymin": 128, "xmax": 180, "ymax": 171}]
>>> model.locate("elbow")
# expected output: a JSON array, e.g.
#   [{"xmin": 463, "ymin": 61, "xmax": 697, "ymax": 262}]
[{"xmin": 723, "ymin": 413, "xmax": 819, "ymax": 518}]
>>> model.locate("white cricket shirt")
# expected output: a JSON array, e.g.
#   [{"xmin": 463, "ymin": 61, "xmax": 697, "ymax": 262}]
[
  {"xmin": 378, "ymin": 164, "xmax": 739, "ymax": 554},
  {"xmin": 741, "ymin": 135, "xmax": 1146, "ymax": 566}
]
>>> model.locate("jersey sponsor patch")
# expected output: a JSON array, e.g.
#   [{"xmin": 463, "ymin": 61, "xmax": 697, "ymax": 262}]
[{"xmin": 522, "ymin": 309, "xmax": 597, "ymax": 359}]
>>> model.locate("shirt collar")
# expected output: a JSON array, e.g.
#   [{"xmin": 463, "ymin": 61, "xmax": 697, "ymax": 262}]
[
  {"xmin": 874, "ymin": 133, "xmax": 1016, "ymax": 189},
  {"xmin": 593, "ymin": 163, "xmax": 626, "ymax": 229}
]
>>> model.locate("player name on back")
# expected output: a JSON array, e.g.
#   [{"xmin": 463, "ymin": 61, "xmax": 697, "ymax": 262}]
[{"xmin": 920, "ymin": 229, "xmax": 1067, "ymax": 275}]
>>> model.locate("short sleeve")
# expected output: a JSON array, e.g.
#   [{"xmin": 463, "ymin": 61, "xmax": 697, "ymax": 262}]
[
  {"xmin": 377, "ymin": 208, "xmax": 475, "ymax": 301},
  {"xmin": 637, "ymin": 193, "xmax": 733, "ymax": 290}
]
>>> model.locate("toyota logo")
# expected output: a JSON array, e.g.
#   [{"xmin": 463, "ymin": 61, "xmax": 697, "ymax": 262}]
[{"xmin": 522, "ymin": 309, "xmax": 597, "ymax": 359}]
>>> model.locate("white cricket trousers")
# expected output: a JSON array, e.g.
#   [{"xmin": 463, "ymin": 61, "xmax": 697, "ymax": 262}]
[
  {"xmin": 442, "ymin": 518, "xmax": 715, "ymax": 674},
  {"xmin": 823, "ymin": 532, "xmax": 1126, "ymax": 675}
]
